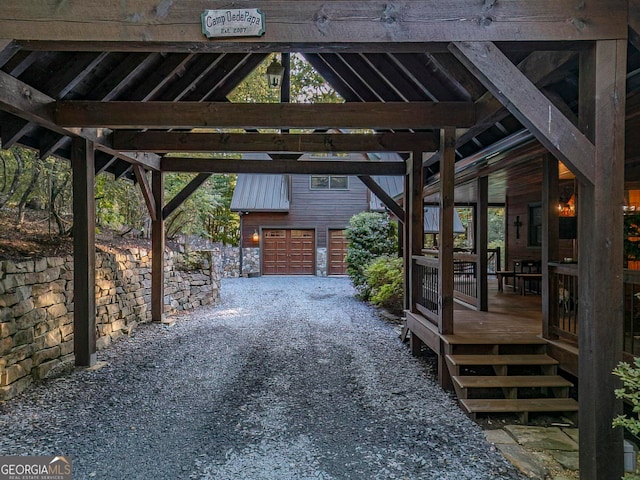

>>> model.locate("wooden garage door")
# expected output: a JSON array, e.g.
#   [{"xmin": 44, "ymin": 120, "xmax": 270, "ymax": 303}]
[
  {"xmin": 263, "ymin": 229, "xmax": 315, "ymax": 275},
  {"xmin": 328, "ymin": 229, "xmax": 349, "ymax": 275}
]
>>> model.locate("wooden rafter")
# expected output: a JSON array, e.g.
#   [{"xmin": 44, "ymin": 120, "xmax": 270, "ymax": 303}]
[
  {"xmin": 0, "ymin": 70, "xmax": 161, "ymax": 170},
  {"xmin": 1, "ymin": 1, "xmax": 627, "ymax": 50},
  {"xmin": 630, "ymin": 0, "xmax": 640, "ymax": 41},
  {"xmin": 424, "ymin": 50, "xmax": 576, "ymax": 169},
  {"xmin": 358, "ymin": 176, "xmax": 404, "ymax": 223},
  {"xmin": 133, "ymin": 165, "xmax": 157, "ymax": 221},
  {"xmin": 449, "ymin": 41, "xmax": 596, "ymax": 185},
  {"xmin": 56, "ymin": 101, "xmax": 476, "ymax": 129},
  {"xmin": 161, "ymin": 157, "xmax": 405, "ymax": 175},
  {"xmin": 112, "ymin": 132, "xmax": 437, "ymax": 153}
]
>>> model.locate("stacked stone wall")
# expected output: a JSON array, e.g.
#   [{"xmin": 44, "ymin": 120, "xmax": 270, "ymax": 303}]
[{"xmin": 0, "ymin": 247, "xmax": 220, "ymax": 401}]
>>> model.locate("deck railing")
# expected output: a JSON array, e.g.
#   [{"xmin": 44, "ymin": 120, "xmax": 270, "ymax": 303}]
[
  {"xmin": 412, "ymin": 249, "xmax": 503, "ymax": 321},
  {"xmin": 547, "ymin": 264, "xmax": 640, "ymax": 358},
  {"xmin": 413, "ymin": 255, "xmax": 439, "ymax": 324},
  {"xmin": 548, "ymin": 263, "xmax": 579, "ymax": 343},
  {"xmin": 624, "ymin": 270, "xmax": 640, "ymax": 357},
  {"xmin": 453, "ymin": 252, "xmax": 478, "ymax": 307}
]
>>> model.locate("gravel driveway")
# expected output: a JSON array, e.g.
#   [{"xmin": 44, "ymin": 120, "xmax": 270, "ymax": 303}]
[{"xmin": 0, "ymin": 276, "xmax": 523, "ymax": 479}]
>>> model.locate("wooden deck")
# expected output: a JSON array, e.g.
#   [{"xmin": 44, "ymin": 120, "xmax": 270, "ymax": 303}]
[{"xmin": 452, "ymin": 278, "xmax": 542, "ymax": 336}]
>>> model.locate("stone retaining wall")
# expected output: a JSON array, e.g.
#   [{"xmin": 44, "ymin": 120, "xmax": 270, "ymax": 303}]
[{"xmin": 0, "ymin": 247, "xmax": 220, "ymax": 401}]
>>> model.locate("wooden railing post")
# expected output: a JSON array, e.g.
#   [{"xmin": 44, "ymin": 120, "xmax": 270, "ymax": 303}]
[{"xmin": 542, "ymin": 154, "xmax": 559, "ymax": 339}]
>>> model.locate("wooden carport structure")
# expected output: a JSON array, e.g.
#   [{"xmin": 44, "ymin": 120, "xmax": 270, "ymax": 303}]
[{"xmin": 0, "ymin": 2, "xmax": 636, "ymax": 478}]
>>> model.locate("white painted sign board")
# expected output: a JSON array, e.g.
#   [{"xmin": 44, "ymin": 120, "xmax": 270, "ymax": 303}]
[{"xmin": 202, "ymin": 9, "xmax": 265, "ymax": 38}]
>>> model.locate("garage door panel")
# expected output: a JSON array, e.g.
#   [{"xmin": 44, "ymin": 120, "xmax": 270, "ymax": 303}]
[
  {"xmin": 263, "ymin": 229, "xmax": 315, "ymax": 275},
  {"xmin": 329, "ymin": 229, "xmax": 348, "ymax": 275}
]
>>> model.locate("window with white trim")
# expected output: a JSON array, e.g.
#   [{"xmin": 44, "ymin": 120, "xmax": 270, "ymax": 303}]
[{"xmin": 310, "ymin": 175, "xmax": 349, "ymax": 190}]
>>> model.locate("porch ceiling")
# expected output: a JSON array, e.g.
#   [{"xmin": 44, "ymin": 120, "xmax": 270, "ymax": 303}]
[{"xmin": 0, "ymin": 2, "xmax": 638, "ymax": 188}]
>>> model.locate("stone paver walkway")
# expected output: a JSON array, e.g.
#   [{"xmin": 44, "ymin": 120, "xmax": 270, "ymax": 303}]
[{"xmin": 485, "ymin": 426, "xmax": 579, "ymax": 479}]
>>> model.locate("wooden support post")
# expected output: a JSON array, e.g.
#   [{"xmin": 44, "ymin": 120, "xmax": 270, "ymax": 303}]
[
  {"xmin": 403, "ymin": 160, "xmax": 412, "ymax": 312},
  {"xmin": 542, "ymin": 154, "xmax": 559, "ymax": 339},
  {"xmin": 476, "ymin": 176, "xmax": 488, "ymax": 312},
  {"xmin": 410, "ymin": 151, "xmax": 424, "ymax": 314},
  {"xmin": 438, "ymin": 129, "xmax": 456, "ymax": 390},
  {"xmin": 151, "ymin": 171, "xmax": 165, "ymax": 323},
  {"xmin": 577, "ymin": 40, "xmax": 626, "ymax": 480},
  {"xmin": 71, "ymin": 137, "xmax": 96, "ymax": 367},
  {"xmin": 439, "ymin": 129, "xmax": 455, "ymax": 335}
]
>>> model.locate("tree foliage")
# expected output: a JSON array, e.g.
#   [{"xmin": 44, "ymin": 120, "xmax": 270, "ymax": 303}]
[
  {"xmin": 0, "ymin": 55, "xmax": 340, "ymax": 245},
  {"xmin": 229, "ymin": 53, "xmax": 342, "ymax": 106},
  {"xmin": 345, "ymin": 212, "xmax": 398, "ymax": 298}
]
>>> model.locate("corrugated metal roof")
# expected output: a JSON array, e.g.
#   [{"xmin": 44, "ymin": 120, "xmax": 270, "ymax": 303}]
[
  {"xmin": 230, "ymin": 174, "xmax": 290, "ymax": 212},
  {"xmin": 367, "ymin": 152, "xmax": 405, "ymax": 211},
  {"xmin": 424, "ymin": 206, "xmax": 466, "ymax": 233},
  {"xmin": 368, "ymin": 176, "xmax": 404, "ymax": 211}
]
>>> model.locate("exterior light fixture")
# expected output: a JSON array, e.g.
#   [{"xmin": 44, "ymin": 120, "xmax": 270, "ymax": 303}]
[
  {"xmin": 265, "ymin": 56, "xmax": 285, "ymax": 89},
  {"xmin": 559, "ymin": 194, "xmax": 576, "ymax": 217},
  {"xmin": 252, "ymin": 230, "xmax": 260, "ymax": 242}
]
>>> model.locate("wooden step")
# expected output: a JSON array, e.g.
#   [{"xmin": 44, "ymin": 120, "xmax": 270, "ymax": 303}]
[
  {"xmin": 447, "ymin": 354, "xmax": 559, "ymax": 367},
  {"xmin": 459, "ymin": 398, "xmax": 579, "ymax": 422},
  {"xmin": 442, "ymin": 334, "xmax": 546, "ymax": 346},
  {"xmin": 453, "ymin": 375, "xmax": 573, "ymax": 390}
]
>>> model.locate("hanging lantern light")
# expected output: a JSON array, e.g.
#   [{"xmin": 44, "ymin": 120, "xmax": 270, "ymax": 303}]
[{"xmin": 265, "ymin": 56, "xmax": 285, "ymax": 89}]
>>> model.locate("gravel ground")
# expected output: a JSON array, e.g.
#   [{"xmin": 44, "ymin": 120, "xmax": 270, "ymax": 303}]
[{"xmin": 0, "ymin": 276, "xmax": 525, "ymax": 480}]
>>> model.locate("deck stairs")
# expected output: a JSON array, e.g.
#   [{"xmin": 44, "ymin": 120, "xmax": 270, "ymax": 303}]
[{"xmin": 442, "ymin": 333, "xmax": 578, "ymax": 423}]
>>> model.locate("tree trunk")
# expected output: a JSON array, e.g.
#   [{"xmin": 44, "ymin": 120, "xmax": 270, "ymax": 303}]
[
  {"xmin": 0, "ymin": 148, "xmax": 24, "ymax": 209},
  {"xmin": 16, "ymin": 157, "xmax": 42, "ymax": 227},
  {"xmin": 50, "ymin": 168, "xmax": 71, "ymax": 235}
]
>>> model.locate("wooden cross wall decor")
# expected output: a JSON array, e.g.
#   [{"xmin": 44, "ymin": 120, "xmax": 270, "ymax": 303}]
[{"xmin": 514, "ymin": 216, "xmax": 523, "ymax": 239}]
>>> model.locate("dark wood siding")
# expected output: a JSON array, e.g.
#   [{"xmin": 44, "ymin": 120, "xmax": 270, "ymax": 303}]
[
  {"xmin": 506, "ymin": 191, "xmax": 574, "ymax": 269},
  {"xmin": 241, "ymin": 175, "xmax": 370, "ymax": 248}
]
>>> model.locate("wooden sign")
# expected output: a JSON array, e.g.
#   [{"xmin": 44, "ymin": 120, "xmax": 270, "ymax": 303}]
[{"xmin": 201, "ymin": 9, "xmax": 265, "ymax": 38}]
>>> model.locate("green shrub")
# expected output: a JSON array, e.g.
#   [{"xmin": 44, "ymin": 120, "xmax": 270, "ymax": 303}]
[
  {"xmin": 613, "ymin": 359, "xmax": 640, "ymax": 479},
  {"xmin": 345, "ymin": 212, "xmax": 398, "ymax": 298},
  {"xmin": 365, "ymin": 256, "xmax": 404, "ymax": 313}
]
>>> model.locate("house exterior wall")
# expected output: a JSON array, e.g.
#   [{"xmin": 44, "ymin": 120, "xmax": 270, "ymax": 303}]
[
  {"xmin": 506, "ymin": 191, "xmax": 574, "ymax": 270},
  {"xmin": 240, "ymin": 175, "xmax": 370, "ymax": 249}
]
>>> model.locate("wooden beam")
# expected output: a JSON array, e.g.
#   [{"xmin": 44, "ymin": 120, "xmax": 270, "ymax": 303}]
[
  {"xmin": 71, "ymin": 137, "xmax": 96, "ymax": 367},
  {"xmin": 449, "ymin": 41, "xmax": 596, "ymax": 185},
  {"xmin": 0, "ymin": 39, "xmax": 17, "ymax": 66},
  {"xmin": 438, "ymin": 129, "xmax": 456, "ymax": 391},
  {"xmin": 424, "ymin": 50, "xmax": 577, "ymax": 169},
  {"xmin": 95, "ymin": 155, "xmax": 118, "ymax": 176},
  {"xmin": 476, "ymin": 176, "xmax": 488, "ymax": 312},
  {"xmin": 577, "ymin": 40, "xmax": 626, "ymax": 480},
  {"xmin": 541, "ymin": 154, "xmax": 559, "ymax": 340},
  {"xmin": 162, "ymin": 173, "xmax": 211, "ymax": 220},
  {"xmin": 0, "ymin": 70, "xmax": 161, "ymax": 170},
  {"xmin": 151, "ymin": 171, "xmax": 164, "ymax": 323},
  {"xmin": 133, "ymin": 165, "xmax": 157, "ymax": 222},
  {"xmin": 0, "ymin": 114, "xmax": 32, "ymax": 149},
  {"xmin": 112, "ymin": 131, "xmax": 437, "ymax": 153},
  {"xmin": 410, "ymin": 150, "xmax": 423, "ymax": 310},
  {"xmin": 438, "ymin": 128, "xmax": 455, "ymax": 337},
  {"xmin": 162, "ymin": 157, "xmax": 406, "ymax": 175},
  {"xmin": 630, "ymin": 0, "xmax": 640, "ymax": 42},
  {"xmin": 0, "ymin": 1, "xmax": 626, "ymax": 49},
  {"xmin": 57, "ymin": 101, "xmax": 476, "ymax": 129},
  {"xmin": 358, "ymin": 175, "xmax": 405, "ymax": 223}
]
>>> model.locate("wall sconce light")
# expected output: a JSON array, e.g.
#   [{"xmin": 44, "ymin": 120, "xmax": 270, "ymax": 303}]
[
  {"xmin": 252, "ymin": 230, "xmax": 260, "ymax": 242},
  {"xmin": 265, "ymin": 56, "xmax": 285, "ymax": 89},
  {"xmin": 558, "ymin": 194, "xmax": 576, "ymax": 217}
]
